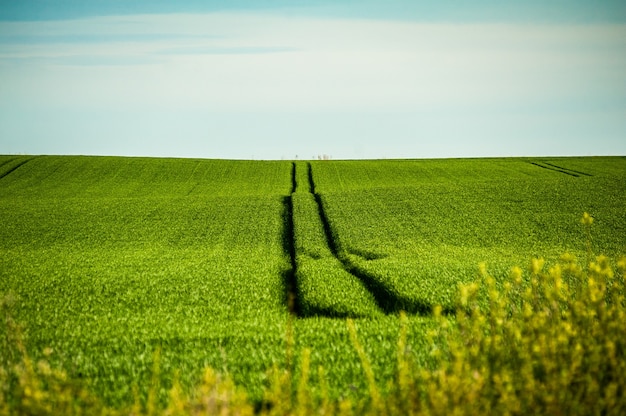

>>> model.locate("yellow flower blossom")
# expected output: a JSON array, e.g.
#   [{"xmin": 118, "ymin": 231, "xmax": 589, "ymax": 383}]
[
  {"xmin": 531, "ymin": 258, "xmax": 545, "ymax": 275},
  {"xmin": 581, "ymin": 211, "xmax": 594, "ymax": 225}
]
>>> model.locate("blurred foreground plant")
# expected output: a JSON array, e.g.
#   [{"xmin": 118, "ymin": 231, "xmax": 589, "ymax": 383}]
[
  {"xmin": 419, "ymin": 252, "xmax": 626, "ymax": 415},
  {"xmin": 416, "ymin": 212, "xmax": 626, "ymax": 415}
]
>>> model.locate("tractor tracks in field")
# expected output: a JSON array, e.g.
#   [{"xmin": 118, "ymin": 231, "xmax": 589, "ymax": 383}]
[
  {"xmin": 0, "ymin": 156, "xmax": 36, "ymax": 181},
  {"xmin": 284, "ymin": 162, "xmax": 441, "ymax": 317},
  {"xmin": 282, "ymin": 163, "xmax": 300, "ymax": 315},
  {"xmin": 529, "ymin": 161, "xmax": 592, "ymax": 177}
]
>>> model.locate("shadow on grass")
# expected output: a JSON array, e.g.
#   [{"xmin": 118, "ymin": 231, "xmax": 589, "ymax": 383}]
[{"xmin": 307, "ymin": 163, "xmax": 454, "ymax": 317}]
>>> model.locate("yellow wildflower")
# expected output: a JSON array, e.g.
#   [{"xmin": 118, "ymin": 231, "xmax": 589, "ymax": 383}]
[{"xmin": 581, "ymin": 211, "xmax": 594, "ymax": 226}]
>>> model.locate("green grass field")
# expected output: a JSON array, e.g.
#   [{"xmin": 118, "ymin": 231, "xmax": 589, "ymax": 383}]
[{"xmin": 1, "ymin": 155, "xmax": 625, "ymax": 411}]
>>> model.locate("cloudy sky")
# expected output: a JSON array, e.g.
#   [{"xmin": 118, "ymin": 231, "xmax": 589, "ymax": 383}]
[{"xmin": 1, "ymin": 1, "xmax": 625, "ymax": 159}]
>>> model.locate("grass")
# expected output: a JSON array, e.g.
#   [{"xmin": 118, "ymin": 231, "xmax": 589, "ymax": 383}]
[
  {"xmin": 0, "ymin": 157, "xmax": 293, "ymax": 403},
  {"xmin": 2, "ymin": 247, "xmax": 625, "ymax": 414},
  {"xmin": 312, "ymin": 157, "xmax": 626, "ymax": 309},
  {"xmin": 291, "ymin": 162, "xmax": 380, "ymax": 317},
  {"xmin": 0, "ymin": 155, "xmax": 625, "ymax": 413}
]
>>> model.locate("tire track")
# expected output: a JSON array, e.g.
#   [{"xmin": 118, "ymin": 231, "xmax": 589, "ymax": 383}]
[
  {"xmin": 307, "ymin": 163, "xmax": 447, "ymax": 316},
  {"xmin": 529, "ymin": 161, "xmax": 593, "ymax": 177},
  {"xmin": 0, "ymin": 157, "xmax": 36, "ymax": 181},
  {"xmin": 542, "ymin": 161, "xmax": 593, "ymax": 177},
  {"xmin": 289, "ymin": 163, "xmax": 380, "ymax": 318},
  {"xmin": 0, "ymin": 157, "xmax": 19, "ymax": 171},
  {"xmin": 282, "ymin": 162, "xmax": 300, "ymax": 316}
]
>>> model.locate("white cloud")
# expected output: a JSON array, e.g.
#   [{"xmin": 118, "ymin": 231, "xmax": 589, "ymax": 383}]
[
  {"xmin": 1, "ymin": 12, "xmax": 625, "ymax": 158},
  {"xmin": 2, "ymin": 13, "xmax": 625, "ymax": 112}
]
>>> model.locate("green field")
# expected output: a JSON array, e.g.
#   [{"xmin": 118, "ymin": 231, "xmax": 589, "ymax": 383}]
[{"xmin": 1, "ymin": 155, "xmax": 625, "ymax": 408}]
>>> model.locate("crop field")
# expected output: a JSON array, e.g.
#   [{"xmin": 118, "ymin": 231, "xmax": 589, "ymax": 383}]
[{"xmin": 1, "ymin": 155, "xmax": 625, "ymax": 409}]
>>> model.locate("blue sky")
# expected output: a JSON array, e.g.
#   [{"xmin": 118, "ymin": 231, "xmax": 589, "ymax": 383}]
[{"xmin": 1, "ymin": 1, "xmax": 625, "ymax": 159}]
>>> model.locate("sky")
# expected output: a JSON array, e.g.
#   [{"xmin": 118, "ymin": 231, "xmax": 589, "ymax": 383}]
[{"xmin": 1, "ymin": 1, "xmax": 625, "ymax": 160}]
